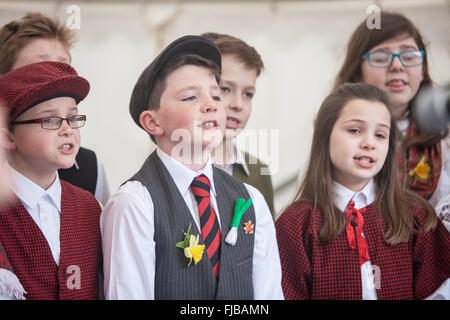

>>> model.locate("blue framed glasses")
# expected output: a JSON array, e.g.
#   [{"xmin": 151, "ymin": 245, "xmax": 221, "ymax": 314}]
[{"xmin": 363, "ymin": 50, "xmax": 425, "ymax": 68}]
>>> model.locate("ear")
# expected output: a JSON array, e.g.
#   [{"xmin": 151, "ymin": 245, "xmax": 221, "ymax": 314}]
[
  {"xmin": 139, "ymin": 110, "xmax": 164, "ymax": 137},
  {"xmin": 0, "ymin": 128, "xmax": 16, "ymax": 151}
]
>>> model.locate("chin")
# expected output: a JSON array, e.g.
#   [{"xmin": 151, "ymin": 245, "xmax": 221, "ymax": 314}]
[
  {"xmin": 202, "ymin": 139, "xmax": 221, "ymax": 151},
  {"xmin": 58, "ymin": 160, "xmax": 76, "ymax": 170}
]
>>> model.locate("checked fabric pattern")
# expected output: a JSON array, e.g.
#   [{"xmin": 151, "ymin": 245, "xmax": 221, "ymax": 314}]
[
  {"xmin": 191, "ymin": 175, "xmax": 221, "ymax": 277},
  {"xmin": 0, "ymin": 61, "xmax": 90, "ymax": 122},
  {"xmin": 276, "ymin": 200, "xmax": 450, "ymax": 300},
  {"xmin": 0, "ymin": 181, "xmax": 101, "ymax": 300},
  {"xmin": 0, "ymin": 242, "xmax": 12, "ymax": 272},
  {"xmin": 398, "ymin": 121, "xmax": 442, "ymax": 200}
]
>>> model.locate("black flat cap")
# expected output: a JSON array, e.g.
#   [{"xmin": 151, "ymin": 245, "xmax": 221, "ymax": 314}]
[{"xmin": 129, "ymin": 35, "xmax": 222, "ymax": 129}]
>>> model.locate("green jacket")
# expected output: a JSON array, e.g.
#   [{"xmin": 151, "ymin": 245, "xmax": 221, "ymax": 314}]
[{"xmin": 232, "ymin": 151, "xmax": 275, "ymax": 217}]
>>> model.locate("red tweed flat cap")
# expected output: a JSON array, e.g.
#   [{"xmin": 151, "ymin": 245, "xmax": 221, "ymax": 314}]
[{"xmin": 0, "ymin": 61, "xmax": 90, "ymax": 122}]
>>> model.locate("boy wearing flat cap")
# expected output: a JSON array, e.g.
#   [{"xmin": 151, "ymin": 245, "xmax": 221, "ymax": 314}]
[
  {"xmin": 0, "ymin": 61, "xmax": 102, "ymax": 300},
  {"xmin": 101, "ymin": 35, "xmax": 283, "ymax": 300}
]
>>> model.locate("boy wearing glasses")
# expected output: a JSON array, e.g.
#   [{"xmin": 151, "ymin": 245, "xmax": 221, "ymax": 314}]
[
  {"xmin": 0, "ymin": 12, "xmax": 110, "ymax": 206},
  {"xmin": 0, "ymin": 61, "xmax": 102, "ymax": 300}
]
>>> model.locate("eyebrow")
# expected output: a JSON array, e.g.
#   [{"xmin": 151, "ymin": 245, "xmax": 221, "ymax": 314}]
[
  {"xmin": 36, "ymin": 106, "xmax": 78, "ymax": 115},
  {"xmin": 220, "ymin": 80, "xmax": 256, "ymax": 91},
  {"xmin": 343, "ymin": 119, "xmax": 390, "ymax": 129},
  {"xmin": 374, "ymin": 44, "xmax": 418, "ymax": 52},
  {"xmin": 177, "ymin": 84, "xmax": 220, "ymax": 93}
]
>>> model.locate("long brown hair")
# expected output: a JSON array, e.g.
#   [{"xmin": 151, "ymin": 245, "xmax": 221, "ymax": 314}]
[
  {"xmin": 334, "ymin": 11, "xmax": 447, "ymax": 150},
  {"xmin": 294, "ymin": 83, "xmax": 437, "ymax": 244}
]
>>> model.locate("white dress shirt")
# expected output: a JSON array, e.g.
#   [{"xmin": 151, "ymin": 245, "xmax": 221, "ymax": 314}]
[
  {"xmin": 331, "ymin": 179, "xmax": 449, "ymax": 300},
  {"xmin": 73, "ymin": 156, "xmax": 110, "ymax": 206},
  {"xmin": 7, "ymin": 163, "xmax": 61, "ymax": 265},
  {"xmin": 100, "ymin": 147, "xmax": 284, "ymax": 300},
  {"xmin": 331, "ymin": 180, "xmax": 378, "ymax": 300},
  {"xmin": 95, "ymin": 160, "xmax": 110, "ymax": 206},
  {"xmin": 214, "ymin": 140, "xmax": 250, "ymax": 177}
]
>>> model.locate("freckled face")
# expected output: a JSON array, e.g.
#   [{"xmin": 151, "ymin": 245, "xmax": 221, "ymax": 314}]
[{"xmin": 155, "ymin": 65, "xmax": 226, "ymax": 153}]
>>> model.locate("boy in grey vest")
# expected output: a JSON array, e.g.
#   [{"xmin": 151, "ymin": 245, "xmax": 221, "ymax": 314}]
[{"xmin": 100, "ymin": 35, "xmax": 283, "ymax": 300}]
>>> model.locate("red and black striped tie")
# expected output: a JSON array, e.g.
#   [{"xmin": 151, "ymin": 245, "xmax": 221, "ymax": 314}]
[{"xmin": 191, "ymin": 175, "xmax": 221, "ymax": 277}]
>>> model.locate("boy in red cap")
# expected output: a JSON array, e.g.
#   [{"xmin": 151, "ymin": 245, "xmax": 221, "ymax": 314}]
[
  {"xmin": 0, "ymin": 12, "xmax": 110, "ymax": 206},
  {"xmin": 0, "ymin": 61, "xmax": 102, "ymax": 300},
  {"xmin": 101, "ymin": 35, "xmax": 283, "ymax": 300}
]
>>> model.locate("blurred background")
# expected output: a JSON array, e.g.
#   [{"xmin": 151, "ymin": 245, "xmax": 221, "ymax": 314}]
[{"xmin": 1, "ymin": 0, "xmax": 449, "ymax": 216}]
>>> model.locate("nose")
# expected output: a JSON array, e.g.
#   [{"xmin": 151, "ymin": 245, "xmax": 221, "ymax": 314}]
[
  {"xmin": 360, "ymin": 134, "xmax": 375, "ymax": 150},
  {"xmin": 201, "ymin": 97, "xmax": 218, "ymax": 113},
  {"xmin": 229, "ymin": 93, "xmax": 243, "ymax": 112},
  {"xmin": 389, "ymin": 54, "xmax": 404, "ymax": 71},
  {"xmin": 58, "ymin": 119, "xmax": 73, "ymax": 136}
]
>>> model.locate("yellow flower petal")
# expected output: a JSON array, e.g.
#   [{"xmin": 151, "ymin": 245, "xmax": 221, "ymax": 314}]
[
  {"xmin": 187, "ymin": 244, "xmax": 205, "ymax": 265},
  {"xmin": 409, "ymin": 156, "xmax": 430, "ymax": 182}
]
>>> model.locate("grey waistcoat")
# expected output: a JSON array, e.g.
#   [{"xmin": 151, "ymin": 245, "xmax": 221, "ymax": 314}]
[{"xmin": 129, "ymin": 152, "xmax": 255, "ymax": 300}]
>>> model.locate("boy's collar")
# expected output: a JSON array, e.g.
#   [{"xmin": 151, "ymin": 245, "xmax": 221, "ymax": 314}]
[
  {"xmin": 6, "ymin": 162, "xmax": 61, "ymax": 212},
  {"xmin": 331, "ymin": 179, "xmax": 375, "ymax": 212},
  {"xmin": 213, "ymin": 140, "xmax": 250, "ymax": 176},
  {"xmin": 156, "ymin": 147, "xmax": 217, "ymax": 197}
]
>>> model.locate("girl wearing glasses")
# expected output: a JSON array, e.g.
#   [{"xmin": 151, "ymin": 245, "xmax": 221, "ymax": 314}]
[{"xmin": 334, "ymin": 11, "xmax": 450, "ymax": 212}]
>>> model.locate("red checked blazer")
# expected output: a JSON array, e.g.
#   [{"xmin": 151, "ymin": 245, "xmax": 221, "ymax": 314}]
[
  {"xmin": 276, "ymin": 201, "xmax": 450, "ymax": 300},
  {"xmin": 0, "ymin": 181, "xmax": 101, "ymax": 300},
  {"xmin": 0, "ymin": 242, "xmax": 12, "ymax": 271}
]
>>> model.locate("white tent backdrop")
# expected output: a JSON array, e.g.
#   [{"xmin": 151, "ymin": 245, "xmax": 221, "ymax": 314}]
[{"xmin": 1, "ymin": 0, "xmax": 449, "ymax": 215}]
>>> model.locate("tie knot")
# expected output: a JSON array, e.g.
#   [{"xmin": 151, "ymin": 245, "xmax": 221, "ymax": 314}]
[{"xmin": 191, "ymin": 174, "xmax": 211, "ymax": 197}]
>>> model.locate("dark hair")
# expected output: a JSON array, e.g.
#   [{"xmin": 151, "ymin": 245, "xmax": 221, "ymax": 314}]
[
  {"xmin": 294, "ymin": 83, "xmax": 436, "ymax": 244},
  {"xmin": 0, "ymin": 12, "xmax": 75, "ymax": 75},
  {"xmin": 334, "ymin": 11, "xmax": 447, "ymax": 149},
  {"xmin": 201, "ymin": 32, "xmax": 264, "ymax": 76},
  {"xmin": 146, "ymin": 53, "xmax": 221, "ymax": 143},
  {"xmin": 200, "ymin": 32, "xmax": 229, "ymax": 42}
]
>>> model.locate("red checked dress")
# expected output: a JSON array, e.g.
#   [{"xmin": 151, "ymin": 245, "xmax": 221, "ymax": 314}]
[{"xmin": 276, "ymin": 182, "xmax": 450, "ymax": 300}]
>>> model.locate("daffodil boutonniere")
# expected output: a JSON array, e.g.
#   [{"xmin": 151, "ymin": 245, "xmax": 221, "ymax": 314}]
[
  {"xmin": 409, "ymin": 155, "xmax": 430, "ymax": 183},
  {"xmin": 176, "ymin": 223, "xmax": 205, "ymax": 267}
]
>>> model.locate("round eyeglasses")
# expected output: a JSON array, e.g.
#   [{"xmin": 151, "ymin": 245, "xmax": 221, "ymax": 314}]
[
  {"xmin": 363, "ymin": 50, "xmax": 425, "ymax": 68},
  {"xmin": 10, "ymin": 115, "xmax": 87, "ymax": 130}
]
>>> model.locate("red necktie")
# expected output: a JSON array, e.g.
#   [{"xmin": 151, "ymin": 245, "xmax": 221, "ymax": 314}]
[
  {"xmin": 344, "ymin": 201, "xmax": 369, "ymax": 266},
  {"xmin": 191, "ymin": 175, "xmax": 221, "ymax": 277}
]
